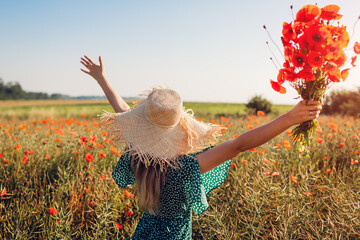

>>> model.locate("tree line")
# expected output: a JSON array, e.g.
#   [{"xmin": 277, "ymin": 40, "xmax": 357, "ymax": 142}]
[{"xmin": 0, "ymin": 78, "xmax": 67, "ymax": 100}]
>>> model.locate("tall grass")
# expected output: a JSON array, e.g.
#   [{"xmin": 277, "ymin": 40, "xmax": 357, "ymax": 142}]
[{"xmin": 0, "ymin": 103, "xmax": 359, "ymax": 239}]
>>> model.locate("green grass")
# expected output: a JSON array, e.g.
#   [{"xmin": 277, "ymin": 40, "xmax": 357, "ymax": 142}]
[
  {"xmin": 0, "ymin": 100, "xmax": 293, "ymax": 120},
  {"xmin": 2, "ymin": 101, "xmax": 358, "ymax": 239}
]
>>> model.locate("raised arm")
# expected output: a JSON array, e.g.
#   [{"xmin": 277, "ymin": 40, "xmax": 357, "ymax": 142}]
[
  {"xmin": 80, "ymin": 55, "xmax": 130, "ymax": 113},
  {"xmin": 197, "ymin": 100, "xmax": 322, "ymax": 173}
]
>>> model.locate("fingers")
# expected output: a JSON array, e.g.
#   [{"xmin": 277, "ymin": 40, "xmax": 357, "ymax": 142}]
[
  {"xmin": 84, "ymin": 55, "xmax": 96, "ymax": 65},
  {"xmin": 99, "ymin": 56, "xmax": 103, "ymax": 66},
  {"xmin": 81, "ymin": 57, "xmax": 91, "ymax": 66},
  {"xmin": 80, "ymin": 60, "xmax": 91, "ymax": 69},
  {"xmin": 80, "ymin": 68, "xmax": 90, "ymax": 74}
]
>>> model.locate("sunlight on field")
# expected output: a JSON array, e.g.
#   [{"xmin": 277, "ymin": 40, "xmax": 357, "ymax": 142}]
[{"xmin": 1, "ymin": 102, "xmax": 359, "ymax": 238}]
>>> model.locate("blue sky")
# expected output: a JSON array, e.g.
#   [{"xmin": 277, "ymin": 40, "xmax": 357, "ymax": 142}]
[{"xmin": 1, "ymin": 0, "xmax": 360, "ymax": 104}]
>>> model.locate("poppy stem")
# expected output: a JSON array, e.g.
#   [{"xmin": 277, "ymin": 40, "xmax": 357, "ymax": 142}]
[
  {"xmin": 270, "ymin": 57, "xmax": 279, "ymax": 71},
  {"xmin": 263, "ymin": 26, "xmax": 285, "ymax": 59},
  {"xmin": 350, "ymin": 16, "xmax": 360, "ymax": 39},
  {"xmin": 290, "ymin": 5, "xmax": 295, "ymax": 21},
  {"xmin": 266, "ymin": 41, "xmax": 281, "ymax": 69}
]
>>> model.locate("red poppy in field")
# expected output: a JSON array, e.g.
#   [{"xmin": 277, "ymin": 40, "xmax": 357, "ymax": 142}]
[
  {"xmin": 127, "ymin": 210, "xmax": 134, "ymax": 216},
  {"xmin": 307, "ymin": 51, "xmax": 323, "ymax": 68},
  {"xmin": 270, "ymin": 80, "xmax": 286, "ymax": 94},
  {"xmin": 99, "ymin": 151, "xmax": 107, "ymax": 158},
  {"xmin": 257, "ymin": 110, "xmax": 265, "ymax": 117},
  {"xmin": 261, "ymin": 158, "xmax": 270, "ymax": 164},
  {"xmin": 316, "ymin": 138, "xmax": 324, "ymax": 143},
  {"xmin": 351, "ymin": 159, "xmax": 359, "ymax": 165},
  {"xmin": 85, "ymin": 153, "xmax": 94, "ymax": 162},
  {"xmin": 0, "ymin": 154, "xmax": 3, "ymax": 158},
  {"xmin": 22, "ymin": 155, "xmax": 28, "ymax": 163},
  {"xmin": 320, "ymin": 5, "xmax": 342, "ymax": 20},
  {"xmin": 241, "ymin": 159, "xmax": 248, "ymax": 164},
  {"xmin": 116, "ymin": 223, "xmax": 123, "ymax": 229},
  {"xmin": 339, "ymin": 142, "xmax": 345, "ymax": 148},
  {"xmin": 272, "ymin": 172, "xmax": 280, "ymax": 177},
  {"xmin": 230, "ymin": 163, "xmax": 237, "ymax": 168},
  {"xmin": 45, "ymin": 154, "xmax": 51, "ymax": 160},
  {"xmin": 354, "ymin": 42, "xmax": 360, "ymax": 54},
  {"xmin": 15, "ymin": 144, "xmax": 21, "ymax": 151},
  {"xmin": 49, "ymin": 207, "xmax": 57, "ymax": 215},
  {"xmin": 291, "ymin": 176, "xmax": 298, "ymax": 184},
  {"xmin": 304, "ymin": 190, "xmax": 312, "ymax": 196},
  {"xmin": 80, "ymin": 136, "xmax": 87, "ymax": 144},
  {"xmin": 296, "ymin": 4, "xmax": 320, "ymax": 22},
  {"xmin": 0, "ymin": 188, "xmax": 6, "ymax": 196},
  {"xmin": 124, "ymin": 190, "xmax": 134, "ymax": 198}
]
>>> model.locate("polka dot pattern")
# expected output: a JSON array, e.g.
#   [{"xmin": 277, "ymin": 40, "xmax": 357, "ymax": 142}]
[{"xmin": 112, "ymin": 146, "xmax": 231, "ymax": 239}]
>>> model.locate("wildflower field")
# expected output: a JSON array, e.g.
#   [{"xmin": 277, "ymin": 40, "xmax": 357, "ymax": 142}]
[{"xmin": 1, "ymin": 101, "xmax": 360, "ymax": 239}]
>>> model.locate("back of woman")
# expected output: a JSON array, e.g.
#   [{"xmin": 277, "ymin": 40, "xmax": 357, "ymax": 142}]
[{"xmin": 80, "ymin": 55, "xmax": 322, "ymax": 239}]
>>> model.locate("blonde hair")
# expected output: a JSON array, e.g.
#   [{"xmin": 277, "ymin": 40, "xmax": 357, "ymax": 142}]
[{"xmin": 131, "ymin": 154, "xmax": 170, "ymax": 215}]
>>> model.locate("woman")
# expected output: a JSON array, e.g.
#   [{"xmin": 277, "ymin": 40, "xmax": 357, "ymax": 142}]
[{"xmin": 80, "ymin": 55, "xmax": 322, "ymax": 239}]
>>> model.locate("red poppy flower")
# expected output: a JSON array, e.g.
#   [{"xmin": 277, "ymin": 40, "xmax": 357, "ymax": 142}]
[
  {"xmin": 334, "ymin": 51, "xmax": 347, "ymax": 67},
  {"xmin": 305, "ymin": 25, "xmax": 330, "ymax": 52},
  {"xmin": 282, "ymin": 22, "xmax": 297, "ymax": 42},
  {"xmin": 291, "ymin": 51, "xmax": 306, "ymax": 67},
  {"xmin": 0, "ymin": 188, "xmax": 6, "ymax": 196},
  {"xmin": 325, "ymin": 62, "xmax": 341, "ymax": 82},
  {"xmin": 298, "ymin": 67, "xmax": 315, "ymax": 81},
  {"xmin": 116, "ymin": 223, "xmax": 123, "ymax": 229},
  {"xmin": 284, "ymin": 46, "xmax": 294, "ymax": 62},
  {"xmin": 99, "ymin": 151, "xmax": 107, "ymax": 158},
  {"xmin": 270, "ymin": 80, "xmax": 286, "ymax": 94},
  {"xmin": 354, "ymin": 42, "xmax": 360, "ymax": 54},
  {"xmin": 341, "ymin": 68, "xmax": 350, "ymax": 81},
  {"xmin": 49, "ymin": 207, "xmax": 57, "ymax": 215},
  {"xmin": 296, "ymin": 4, "xmax": 321, "ymax": 22},
  {"xmin": 316, "ymin": 138, "xmax": 324, "ymax": 143},
  {"xmin": 85, "ymin": 153, "xmax": 94, "ymax": 162},
  {"xmin": 278, "ymin": 68, "xmax": 297, "ymax": 83},
  {"xmin": 80, "ymin": 136, "xmax": 87, "ymax": 144},
  {"xmin": 307, "ymin": 51, "xmax": 323, "ymax": 68},
  {"xmin": 324, "ymin": 41, "xmax": 341, "ymax": 61},
  {"xmin": 320, "ymin": 5, "xmax": 342, "ymax": 20},
  {"xmin": 351, "ymin": 55, "xmax": 357, "ymax": 67}
]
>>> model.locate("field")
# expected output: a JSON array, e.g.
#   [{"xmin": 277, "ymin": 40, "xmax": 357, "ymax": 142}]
[{"xmin": 1, "ymin": 100, "xmax": 360, "ymax": 239}]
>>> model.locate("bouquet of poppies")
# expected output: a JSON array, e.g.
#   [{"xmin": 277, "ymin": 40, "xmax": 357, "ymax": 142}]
[{"xmin": 270, "ymin": 4, "xmax": 360, "ymax": 146}]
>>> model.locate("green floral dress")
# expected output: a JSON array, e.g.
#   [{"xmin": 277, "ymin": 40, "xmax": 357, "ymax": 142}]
[{"xmin": 112, "ymin": 147, "xmax": 231, "ymax": 239}]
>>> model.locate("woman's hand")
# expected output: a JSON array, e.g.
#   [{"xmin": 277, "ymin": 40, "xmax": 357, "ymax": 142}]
[
  {"xmin": 285, "ymin": 100, "xmax": 322, "ymax": 126},
  {"xmin": 80, "ymin": 55, "xmax": 105, "ymax": 82}
]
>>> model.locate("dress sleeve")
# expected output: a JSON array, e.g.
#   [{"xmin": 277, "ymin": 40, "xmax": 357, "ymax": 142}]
[
  {"xmin": 182, "ymin": 147, "xmax": 232, "ymax": 215},
  {"xmin": 112, "ymin": 153, "xmax": 136, "ymax": 188}
]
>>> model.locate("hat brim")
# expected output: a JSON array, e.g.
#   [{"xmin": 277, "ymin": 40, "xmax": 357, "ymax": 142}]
[{"xmin": 102, "ymin": 101, "xmax": 221, "ymax": 163}]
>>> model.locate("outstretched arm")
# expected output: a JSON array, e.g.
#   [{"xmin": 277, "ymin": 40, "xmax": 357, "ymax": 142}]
[
  {"xmin": 197, "ymin": 100, "xmax": 322, "ymax": 173},
  {"xmin": 80, "ymin": 55, "xmax": 130, "ymax": 113}
]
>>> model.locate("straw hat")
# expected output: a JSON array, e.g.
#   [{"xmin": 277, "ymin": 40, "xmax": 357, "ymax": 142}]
[{"xmin": 101, "ymin": 87, "xmax": 222, "ymax": 170}]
